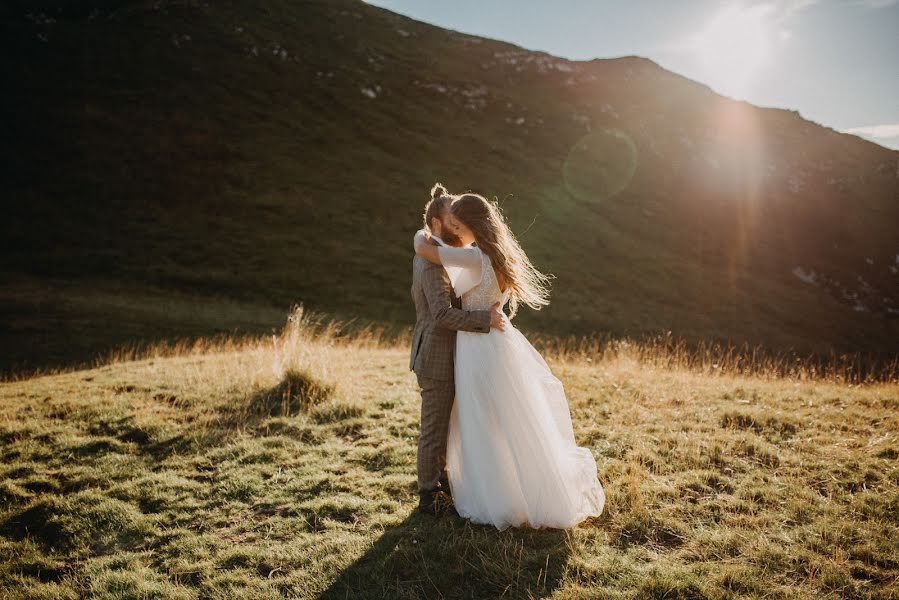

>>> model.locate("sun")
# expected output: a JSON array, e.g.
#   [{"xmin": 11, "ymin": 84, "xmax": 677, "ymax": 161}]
[{"xmin": 688, "ymin": 5, "xmax": 772, "ymax": 98}]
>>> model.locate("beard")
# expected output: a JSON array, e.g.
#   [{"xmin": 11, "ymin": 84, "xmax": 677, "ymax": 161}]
[{"xmin": 438, "ymin": 222, "xmax": 463, "ymax": 246}]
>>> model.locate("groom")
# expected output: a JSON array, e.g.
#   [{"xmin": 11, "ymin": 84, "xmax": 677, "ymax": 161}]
[{"xmin": 410, "ymin": 189, "xmax": 505, "ymax": 515}]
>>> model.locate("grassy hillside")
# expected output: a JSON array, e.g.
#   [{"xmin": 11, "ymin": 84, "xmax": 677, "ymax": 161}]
[
  {"xmin": 1, "ymin": 309, "xmax": 897, "ymax": 598},
  {"xmin": 1, "ymin": 0, "xmax": 898, "ymax": 376}
]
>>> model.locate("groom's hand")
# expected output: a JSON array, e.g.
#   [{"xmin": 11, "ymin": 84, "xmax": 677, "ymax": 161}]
[{"xmin": 490, "ymin": 302, "xmax": 506, "ymax": 331}]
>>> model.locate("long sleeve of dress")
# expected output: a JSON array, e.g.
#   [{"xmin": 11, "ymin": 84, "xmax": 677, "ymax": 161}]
[{"xmin": 436, "ymin": 246, "xmax": 484, "ymax": 297}]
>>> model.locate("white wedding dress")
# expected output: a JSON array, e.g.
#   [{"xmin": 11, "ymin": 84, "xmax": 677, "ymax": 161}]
[{"xmin": 437, "ymin": 244, "xmax": 606, "ymax": 530}]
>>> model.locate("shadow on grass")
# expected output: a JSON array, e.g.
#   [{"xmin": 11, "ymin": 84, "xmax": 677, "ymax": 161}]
[{"xmin": 319, "ymin": 510, "xmax": 571, "ymax": 600}]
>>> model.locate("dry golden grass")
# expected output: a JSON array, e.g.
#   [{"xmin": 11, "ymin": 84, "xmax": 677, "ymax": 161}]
[{"xmin": 8, "ymin": 303, "xmax": 897, "ymax": 387}]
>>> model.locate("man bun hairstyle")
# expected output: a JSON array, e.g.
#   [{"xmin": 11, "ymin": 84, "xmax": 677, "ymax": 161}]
[
  {"xmin": 423, "ymin": 182, "xmax": 454, "ymax": 230},
  {"xmin": 430, "ymin": 182, "xmax": 449, "ymax": 200}
]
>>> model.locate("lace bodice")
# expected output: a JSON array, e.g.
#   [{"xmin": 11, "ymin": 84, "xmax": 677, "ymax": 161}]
[
  {"xmin": 461, "ymin": 249, "xmax": 509, "ymax": 311},
  {"xmin": 437, "ymin": 245, "xmax": 510, "ymax": 312}
]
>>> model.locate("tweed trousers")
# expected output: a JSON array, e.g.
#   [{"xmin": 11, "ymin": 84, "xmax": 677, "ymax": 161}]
[{"xmin": 415, "ymin": 372, "xmax": 455, "ymax": 494}]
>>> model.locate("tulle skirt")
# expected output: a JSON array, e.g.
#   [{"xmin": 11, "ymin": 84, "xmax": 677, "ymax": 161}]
[{"xmin": 445, "ymin": 323, "xmax": 606, "ymax": 530}]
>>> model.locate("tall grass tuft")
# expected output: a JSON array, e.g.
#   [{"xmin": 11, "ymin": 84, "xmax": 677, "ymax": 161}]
[
  {"xmin": 273, "ymin": 305, "xmax": 336, "ymax": 389},
  {"xmin": 247, "ymin": 369, "xmax": 335, "ymax": 418}
]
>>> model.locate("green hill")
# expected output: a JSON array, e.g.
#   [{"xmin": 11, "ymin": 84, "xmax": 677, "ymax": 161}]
[{"xmin": 2, "ymin": 0, "xmax": 897, "ymax": 375}]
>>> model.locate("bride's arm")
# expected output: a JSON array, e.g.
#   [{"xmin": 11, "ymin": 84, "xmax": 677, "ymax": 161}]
[
  {"xmin": 413, "ymin": 229, "xmax": 442, "ymax": 265},
  {"xmin": 415, "ymin": 235, "xmax": 486, "ymax": 300}
]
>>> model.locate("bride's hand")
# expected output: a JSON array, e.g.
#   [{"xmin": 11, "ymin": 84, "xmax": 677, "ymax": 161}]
[
  {"xmin": 413, "ymin": 229, "xmax": 443, "ymax": 264},
  {"xmin": 413, "ymin": 228, "xmax": 430, "ymax": 250}
]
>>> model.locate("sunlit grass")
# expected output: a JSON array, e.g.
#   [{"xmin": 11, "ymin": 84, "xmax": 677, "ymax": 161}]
[{"xmin": 1, "ymin": 306, "xmax": 897, "ymax": 598}]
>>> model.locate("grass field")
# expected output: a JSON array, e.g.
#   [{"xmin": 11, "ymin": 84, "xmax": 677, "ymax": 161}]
[{"xmin": 1, "ymin": 307, "xmax": 896, "ymax": 599}]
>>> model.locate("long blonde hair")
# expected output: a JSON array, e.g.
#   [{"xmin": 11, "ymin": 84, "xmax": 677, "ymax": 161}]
[{"xmin": 450, "ymin": 193, "xmax": 552, "ymax": 318}]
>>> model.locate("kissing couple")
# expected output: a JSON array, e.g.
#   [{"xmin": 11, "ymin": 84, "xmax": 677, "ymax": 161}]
[{"xmin": 409, "ymin": 183, "xmax": 605, "ymax": 530}]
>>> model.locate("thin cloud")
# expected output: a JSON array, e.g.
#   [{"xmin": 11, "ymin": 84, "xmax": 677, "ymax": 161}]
[
  {"xmin": 847, "ymin": 0, "xmax": 899, "ymax": 7},
  {"xmin": 656, "ymin": 0, "xmax": 818, "ymax": 55},
  {"xmin": 745, "ymin": 0, "xmax": 821, "ymax": 21},
  {"xmin": 841, "ymin": 124, "xmax": 899, "ymax": 138},
  {"xmin": 728, "ymin": 0, "xmax": 896, "ymax": 15}
]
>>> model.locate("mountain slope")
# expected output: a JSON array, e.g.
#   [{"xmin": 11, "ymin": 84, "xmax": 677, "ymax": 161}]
[{"xmin": 2, "ymin": 0, "xmax": 897, "ymax": 374}]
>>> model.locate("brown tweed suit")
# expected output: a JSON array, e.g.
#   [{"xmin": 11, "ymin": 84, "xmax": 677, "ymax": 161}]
[{"xmin": 410, "ymin": 239, "xmax": 491, "ymax": 495}]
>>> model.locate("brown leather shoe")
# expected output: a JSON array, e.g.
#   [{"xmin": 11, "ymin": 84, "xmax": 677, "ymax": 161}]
[
  {"xmin": 417, "ymin": 490, "xmax": 438, "ymax": 515},
  {"xmin": 434, "ymin": 490, "xmax": 459, "ymax": 517}
]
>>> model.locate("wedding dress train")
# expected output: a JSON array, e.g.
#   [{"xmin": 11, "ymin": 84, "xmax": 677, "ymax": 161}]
[{"xmin": 437, "ymin": 244, "xmax": 605, "ymax": 530}]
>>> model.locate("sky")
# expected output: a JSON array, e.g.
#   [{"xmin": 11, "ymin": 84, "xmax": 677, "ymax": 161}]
[{"xmin": 364, "ymin": 0, "xmax": 899, "ymax": 150}]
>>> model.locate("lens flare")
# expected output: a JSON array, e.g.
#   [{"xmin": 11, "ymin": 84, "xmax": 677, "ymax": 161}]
[{"xmin": 562, "ymin": 128, "xmax": 638, "ymax": 204}]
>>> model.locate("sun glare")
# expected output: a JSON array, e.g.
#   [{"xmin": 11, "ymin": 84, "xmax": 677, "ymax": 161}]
[{"xmin": 688, "ymin": 5, "xmax": 772, "ymax": 98}]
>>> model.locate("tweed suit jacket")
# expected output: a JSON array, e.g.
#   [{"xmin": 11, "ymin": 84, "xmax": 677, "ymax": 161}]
[{"xmin": 409, "ymin": 239, "xmax": 492, "ymax": 381}]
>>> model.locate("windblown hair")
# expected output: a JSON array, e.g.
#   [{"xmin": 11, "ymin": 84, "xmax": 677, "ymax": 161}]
[
  {"xmin": 450, "ymin": 193, "xmax": 553, "ymax": 319},
  {"xmin": 422, "ymin": 182, "xmax": 453, "ymax": 230}
]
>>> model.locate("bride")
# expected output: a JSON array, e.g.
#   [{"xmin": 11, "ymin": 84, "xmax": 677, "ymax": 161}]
[{"xmin": 412, "ymin": 190, "xmax": 605, "ymax": 530}]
